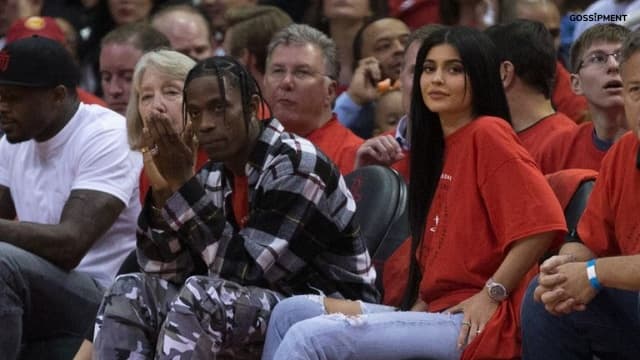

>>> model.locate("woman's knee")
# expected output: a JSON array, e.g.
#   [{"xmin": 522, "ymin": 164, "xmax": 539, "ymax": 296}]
[{"xmin": 269, "ymin": 295, "xmax": 326, "ymax": 334}]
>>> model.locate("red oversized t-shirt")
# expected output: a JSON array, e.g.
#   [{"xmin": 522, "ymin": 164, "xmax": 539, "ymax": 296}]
[
  {"xmin": 536, "ymin": 122, "xmax": 610, "ymax": 174},
  {"xmin": 578, "ymin": 132, "xmax": 640, "ymax": 256},
  {"xmin": 306, "ymin": 114, "xmax": 364, "ymax": 175},
  {"xmin": 385, "ymin": 117, "xmax": 566, "ymax": 359},
  {"xmin": 518, "ymin": 112, "xmax": 576, "ymax": 161}
]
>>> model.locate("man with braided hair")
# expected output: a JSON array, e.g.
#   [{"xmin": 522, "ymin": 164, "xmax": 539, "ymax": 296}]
[{"xmin": 93, "ymin": 56, "xmax": 378, "ymax": 359}]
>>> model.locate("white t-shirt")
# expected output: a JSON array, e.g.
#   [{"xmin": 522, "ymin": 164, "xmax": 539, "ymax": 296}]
[{"xmin": 0, "ymin": 103, "xmax": 142, "ymax": 287}]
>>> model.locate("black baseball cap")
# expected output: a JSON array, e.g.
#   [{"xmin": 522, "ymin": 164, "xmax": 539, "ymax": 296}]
[{"xmin": 0, "ymin": 35, "xmax": 80, "ymax": 88}]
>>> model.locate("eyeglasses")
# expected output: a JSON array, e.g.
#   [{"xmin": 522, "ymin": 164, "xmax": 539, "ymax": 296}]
[
  {"xmin": 577, "ymin": 50, "xmax": 622, "ymax": 71},
  {"xmin": 266, "ymin": 66, "xmax": 333, "ymax": 82}
]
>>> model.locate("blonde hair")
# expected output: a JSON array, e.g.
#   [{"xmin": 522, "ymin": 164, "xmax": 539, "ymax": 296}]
[{"xmin": 126, "ymin": 49, "xmax": 196, "ymax": 149}]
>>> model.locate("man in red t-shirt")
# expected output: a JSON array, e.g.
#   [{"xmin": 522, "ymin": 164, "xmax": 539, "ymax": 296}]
[
  {"xmin": 486, "ymin": 20, "xmax": 576, "ymax": 161},
  {"xmin": 262, "ymin": 24, "xmax": 363, "ymax": 174},
  {"xmin": 536, "ymin": 23, "xmax": 631, "ymax": 174},
  {"xmin": 521, "ymin": 30, "xmax": 640, "ymax": 360}
]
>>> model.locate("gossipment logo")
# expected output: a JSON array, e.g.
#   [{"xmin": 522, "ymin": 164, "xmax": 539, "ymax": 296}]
[{"xmin": 569, "ymin": 13, "xmax": 628, "ymax": 22}]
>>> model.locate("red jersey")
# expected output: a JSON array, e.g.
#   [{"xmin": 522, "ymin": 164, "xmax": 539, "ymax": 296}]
[
  {"xmin": 385, "ymin": 117, "xmax": 566, "ymax": 359},
  {"xmin": 536, "ymin": 122, "xmax": 610, "ymax": 174},
  {"xmin": 306, "ymin": 115, "xmax": 364, "ymax": 174},
  {"xmin": 388, "ymin": 0, "xmax": 440, "ymax": 30},
  {"xmin": 78, "ymin": 88, "xmax": 107, "ymax": 107},
  {"xmin": 518, "ymin": 112, "xmax": 576, "ymax": 161},
  {"xmin": 552, "ymin": 61, "xmax": 589, "ymax": 123},
  {"xmin": 578, "ymin": 132, "xmax": 640, "ymax": 256}
]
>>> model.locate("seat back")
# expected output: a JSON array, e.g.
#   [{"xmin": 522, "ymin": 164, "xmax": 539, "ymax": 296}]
[
  {"xmin": 564, "ymin": 179, "xmax": 595, "ymax": 242},
  {"xmin": 344, "ymin": 165, "xmax": 410, "ymax": 291},
  {"xmin": 545, "ymin": 169, "xmax": 598, "ymax": 244}
]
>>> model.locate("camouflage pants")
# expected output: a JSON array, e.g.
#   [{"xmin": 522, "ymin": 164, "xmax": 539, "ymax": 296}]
[{"xmin": 94, "ymin": 273, "xmax": 284, "ymax": 360}]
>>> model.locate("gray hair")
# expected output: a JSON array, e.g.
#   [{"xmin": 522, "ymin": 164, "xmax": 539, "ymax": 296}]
[
  {"xmin": 266, "ymin": 24, "xmax": 339, "ymax": 81},
  {"xmin": 126, "ymin": 49, "xmax": 196, "ymax": 150}
]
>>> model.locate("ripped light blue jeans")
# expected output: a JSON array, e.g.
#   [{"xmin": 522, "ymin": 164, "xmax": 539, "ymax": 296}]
[{"xmin": 261, "ymin": 295, "xmax": 463, "ymax": 360}]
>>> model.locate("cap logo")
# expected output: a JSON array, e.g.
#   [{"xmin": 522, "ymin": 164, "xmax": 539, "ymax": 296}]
[
  {"xmin": 0, "ymin": 51, "xmax": 9, "ymax": 72},
  {"xmin": 24, "ymin": 17, "xmax": 46, "ymax": 31}
]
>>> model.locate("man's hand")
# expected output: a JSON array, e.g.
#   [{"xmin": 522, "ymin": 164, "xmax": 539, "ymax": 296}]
[
  {"xmin": 354, "ymin": 135, "xmax": 404, "ymax": 168},
  {"xmin": 534, "ymin": 254, "xmax": 594, "ymax": 315},
  {"xmin": 541, "ymin": 261, "xmax": 597, "ymax": 315},
  {"xmin": 146, "ymin": 114, "xmax": 197, "ymax": 199},
  {"xmin": 347, "ymin": 57, "xmax": 382, "ymax": 106}
]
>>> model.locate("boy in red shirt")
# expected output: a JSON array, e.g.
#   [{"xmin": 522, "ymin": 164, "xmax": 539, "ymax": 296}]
[
  {"xmin": 521, "ymin": 29, "xmax": 640, "ymax": 360},
  {"xmin": 536, "ymin": 24, "xmax": 630, "ymax": 174}
]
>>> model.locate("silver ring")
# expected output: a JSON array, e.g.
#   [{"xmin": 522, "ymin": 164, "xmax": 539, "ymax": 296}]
[{"xmin": 461, "ymin": 321, "xmax": 471, "ymax": 327}]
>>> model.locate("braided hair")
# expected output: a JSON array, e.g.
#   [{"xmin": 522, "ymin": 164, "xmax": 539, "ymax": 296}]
[{"xmin": 182, "ymin": 56, "xmax": 268, "ymax": 132}]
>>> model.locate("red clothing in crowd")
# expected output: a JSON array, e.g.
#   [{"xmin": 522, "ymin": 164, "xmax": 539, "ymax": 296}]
[
  {"xmin": 78, "ymin": 88, "xmax": 107, "ymax": 107},
  {"xmin": 232, "ymin": 174, "xmax": 249, "ymax": 229},
  {"xmin": 388, "ymin": 0, "xmax": 440, "ymax": 30},
  {"xmin": 306, "ymin": 115, "xmax": 364, "ymax": 174},
  {"xmin": 384, "ymin": 117, "xmax": 566, "ymax": 359},
  {"xmin": 139, "ymin": 148, "xmax": 209, "ymax": 202},
  {"xmin": 536, "ymin": 122, "xmax": 609, "ymax": 174},
  {"xmin": 578, "ymin": 132, "xmax": 640, "ymax": 256},
  {"xmin": 552, "ymin": 61, "xmax": 589, "ymax": 123},
  {"xmin": 518, "ymin": 112, "xmax": 576, "ymax": 161}
]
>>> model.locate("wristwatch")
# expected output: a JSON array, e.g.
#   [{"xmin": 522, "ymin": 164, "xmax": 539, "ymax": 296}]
[{"xmin": 485, "ymin": 278, "xmax": 508, "ymax": 302}]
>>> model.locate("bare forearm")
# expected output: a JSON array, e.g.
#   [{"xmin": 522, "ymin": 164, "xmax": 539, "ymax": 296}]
[
  {"xmin": 559, "ymin": 242, "xmax": 594, "ymax": 261},
  {"xmin": 597, "ymin": 255, "xmax": 640, "ymax": 291},
  {"xmin": 0, "ymin": 219, "xmax": 80, "ymax": 269},
  {"xmin": 493, "ymin": 232, "xmax": 555, "ymax": 292},
  {"xmin": 0, "ymin": 185, "xmax": 16, "ymax": 219},
  {"xmin": 0, "ymin": 189, "xmax": 125, "ymax": 270}
]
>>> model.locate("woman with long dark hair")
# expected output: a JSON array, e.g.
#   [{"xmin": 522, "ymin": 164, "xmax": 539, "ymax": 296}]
[{"xmin": 260, "ymin": 26, "xmax": 566, "ymax": 360}]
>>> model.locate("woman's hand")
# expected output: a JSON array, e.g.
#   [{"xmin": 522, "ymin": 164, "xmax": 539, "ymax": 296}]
[{"xmin": 446, "ymin": 290, "xmax": 499, "ymax": 349}]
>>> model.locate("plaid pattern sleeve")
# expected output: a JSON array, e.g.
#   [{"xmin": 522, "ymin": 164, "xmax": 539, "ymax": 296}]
[{"xmin": 137, "ymin": 119, "xmax": 379, "ymax": 302}]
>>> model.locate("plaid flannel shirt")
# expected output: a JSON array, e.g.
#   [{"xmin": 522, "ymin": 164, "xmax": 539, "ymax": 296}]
[{"xmin": 137, "ymin": 118, "xmax": 379, "ymax": 303}]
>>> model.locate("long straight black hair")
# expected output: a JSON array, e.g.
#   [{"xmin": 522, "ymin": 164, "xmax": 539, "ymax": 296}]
[{"xmin": 401, "ymin": 26, "xmax": 511, "ymax": 310}]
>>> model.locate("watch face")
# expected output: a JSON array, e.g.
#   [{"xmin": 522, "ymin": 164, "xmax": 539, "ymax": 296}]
[{"xmin": 489, "ymin": 285, "xmax": 506, "ymax": 299}]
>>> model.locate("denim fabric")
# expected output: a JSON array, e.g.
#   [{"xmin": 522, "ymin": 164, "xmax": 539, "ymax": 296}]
[
  {"xmin": 0, "ymin": 243, "xmax": 104, "ymax": 359},
  {"xmin": 262, "ymin": 295, "xmax": 463, "ymax": 360},
  {"xmin": 521, "ymin": 276, "xmax": 640, "ymax": 360}
]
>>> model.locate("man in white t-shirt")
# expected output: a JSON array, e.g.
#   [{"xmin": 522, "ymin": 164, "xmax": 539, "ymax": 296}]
[{"xmin": 0, "ymin": 36, "xmax": 141, "ymax": 357}]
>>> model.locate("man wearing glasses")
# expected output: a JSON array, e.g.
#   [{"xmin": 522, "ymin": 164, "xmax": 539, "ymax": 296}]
[
  {"xmin": 536, "ymin": 23, "xmax": 632, "ymax": 174},
  {"xmin": 521, "ymin": 28, "xmax": 640, "ymax": 359},
  {"xmin": 262, "ymin": 24, "xmax": 364, "ymax": 175}
]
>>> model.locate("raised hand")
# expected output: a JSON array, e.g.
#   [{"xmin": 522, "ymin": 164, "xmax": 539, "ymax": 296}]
[
  {"xmin": 348, "ymin": 56, "xmax": 382, "ymax": 106},
  {"xmin": 354, "ymin": 134, "xmax": 404, "ymax": 168},
  {"xmin": 145, "ymin": 112, "xmax": 196, "ymax": 196}
]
